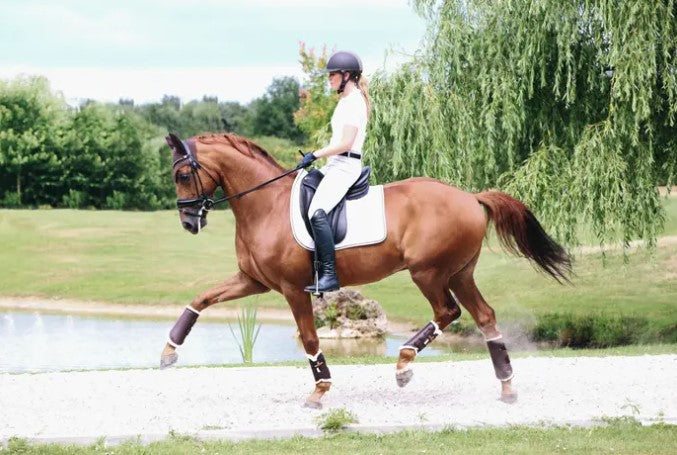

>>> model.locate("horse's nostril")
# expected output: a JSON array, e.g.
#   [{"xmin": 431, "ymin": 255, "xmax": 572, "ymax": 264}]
[{"xmin": 182, "ymin": 221, "xmax": 192, "ymax": 231}]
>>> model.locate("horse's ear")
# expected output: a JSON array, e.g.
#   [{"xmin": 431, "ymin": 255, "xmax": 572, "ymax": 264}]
[{"xmin": 166, "ymin": 133, "xmax": 187, "ymax": 156}]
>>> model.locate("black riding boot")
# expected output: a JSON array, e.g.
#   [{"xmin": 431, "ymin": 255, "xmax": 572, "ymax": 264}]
[{"xmin": 304, "ymin": 209, "xmax": 340, "ymax": 294}]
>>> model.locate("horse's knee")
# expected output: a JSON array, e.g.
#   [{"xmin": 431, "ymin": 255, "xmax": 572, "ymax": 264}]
[
  {"xmin": 476, "ymin": 308, "xmax": 496, "ymax": 332},
  {"xmin": 190, "ymin": 297, "xmax": 209, "ymax": 312},
  {"xmin": 300, "ymin": 335, "xmax": 320, "ymax": 356},
  {"xmin": 436, "ymin": 301, "xmax": 462, "ymax": 329}
]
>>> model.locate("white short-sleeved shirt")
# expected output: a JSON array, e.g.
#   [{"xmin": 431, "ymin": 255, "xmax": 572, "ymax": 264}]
[{"xmin": 328, "ymin": 89, "xmax": 368, "ymax": 161}]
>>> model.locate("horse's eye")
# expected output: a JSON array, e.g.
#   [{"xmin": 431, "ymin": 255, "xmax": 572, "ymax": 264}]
[{"xmin": 178, "ymin": 173, "xmax": 191, "ymax": 183}]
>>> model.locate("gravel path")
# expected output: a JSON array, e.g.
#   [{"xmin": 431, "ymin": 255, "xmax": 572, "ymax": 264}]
[{"xmin": 1, "ymin": 354, "xmax": 675, "ymax": 444}]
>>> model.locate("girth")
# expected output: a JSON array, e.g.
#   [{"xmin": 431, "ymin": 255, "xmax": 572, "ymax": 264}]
[{"xmin": 300, "ymin": 167, "xmax": 371, "ymax": 244}]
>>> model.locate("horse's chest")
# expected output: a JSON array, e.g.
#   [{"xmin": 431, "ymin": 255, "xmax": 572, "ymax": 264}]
[{"xmin": 235, "ymin": 234, "xmax": 279, "ymax": 280}]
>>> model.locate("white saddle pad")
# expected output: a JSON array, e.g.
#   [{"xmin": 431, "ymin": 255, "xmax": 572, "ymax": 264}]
[{"xmin": 290, "ymin": 169, "xmax": 387, "ymax": 251}]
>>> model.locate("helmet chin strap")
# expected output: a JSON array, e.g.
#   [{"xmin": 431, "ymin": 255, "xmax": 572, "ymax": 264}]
[{"xmin": 337, "ymin": 72, "xmax": 349, "ymax": 94}]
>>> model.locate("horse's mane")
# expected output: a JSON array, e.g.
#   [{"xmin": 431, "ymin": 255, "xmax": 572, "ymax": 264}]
[{"xmin": 194, "ymin": 133, "xmax": 288, "ymax": 173}]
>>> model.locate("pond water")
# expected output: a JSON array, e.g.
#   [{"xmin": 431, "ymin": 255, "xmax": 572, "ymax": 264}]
[{"xmin": 0, "ymin": 311, "xmax": 449, "ymax": 373}]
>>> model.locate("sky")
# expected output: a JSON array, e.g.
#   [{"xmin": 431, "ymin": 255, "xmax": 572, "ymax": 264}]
[{"xmin": 0, "ymin": 0, "xmax": 427, "ymax": 105}]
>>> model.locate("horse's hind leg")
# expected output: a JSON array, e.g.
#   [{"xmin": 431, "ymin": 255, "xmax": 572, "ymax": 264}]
[
  {"xmin": 396, "ymin": 269, "xmax": 462, "ymax": 387},
  {"xmin": 448, "ymin": 255, "xmax": 517, "ymax": 403}
]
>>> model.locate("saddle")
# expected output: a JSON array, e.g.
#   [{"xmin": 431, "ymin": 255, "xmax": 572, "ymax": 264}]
[{"xmin": 300, "ymin": 167, "xmax": 371, "ymax": 244}]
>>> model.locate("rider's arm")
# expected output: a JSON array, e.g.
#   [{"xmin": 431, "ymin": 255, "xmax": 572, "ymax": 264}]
[{"xmin": 312, "ymin": 125, "xmax": 358, "ymax": 158}]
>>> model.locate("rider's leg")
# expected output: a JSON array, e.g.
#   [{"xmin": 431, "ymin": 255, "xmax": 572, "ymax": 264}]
[
  {"xmin": 304, "ymin": 209, "xmax": 339, "ymax": 293},
  {"xmin": 305, "ymin": 163, "xmax": 360, "ymax": 293}
]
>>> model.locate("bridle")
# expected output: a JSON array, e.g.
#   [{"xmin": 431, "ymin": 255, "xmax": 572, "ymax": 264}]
[
  {"xmin": 172, "ymin": 142, "xmax": 222, "ymax": 218},
  {"xmin": 170, "ymin": 136, "xmax": 303, "ymax": 219}
]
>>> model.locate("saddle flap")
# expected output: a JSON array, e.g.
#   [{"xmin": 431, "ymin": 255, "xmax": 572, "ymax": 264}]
[
  {"xmin": 346, "ymin": 167, "xmax": 371, "ymax": 200},
  {"xmin": 291, "ymin": 170, "xmax": 387, "ymax": 252},
  {"xmin": 300, "ymin": 170, "xmax": 346, "ymax": 243},
  {"xmin": 299, "ymin": 167, "xmax": 371, "ymax": 244}
]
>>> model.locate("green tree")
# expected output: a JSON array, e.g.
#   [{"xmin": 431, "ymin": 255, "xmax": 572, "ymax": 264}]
[
  {"xmin": 104, "ymin": 109, "xmax": 171, "ymax": 209},
  {"xmin": 0, "ymin": 76, "xmax": 67, "ymax": 206},
  {"xmin": 218, "ymin": 101, "xmax": 249, "ymax": 134},
  {"xmin": 366, "ymin": 0, "xmax": 676, "ymax": 247},
  {"xmin": 249, "ymin": 76, "xmax": 305, "ymax": 142},
  {"xmin": 181, "ymin": 97, "xmax": 224, "ymax": 136},
  {"xmin": 294, "ymin": 42, "xmax": 338, "ymax": 148},
  {"xmin": 139, "ymin": 95, "xmax": 184, "ymax": 136},
  {"xmin": 61, "ymin": 102, "xmax": 172, "ymax": 209},
  {"xmin": 59, "ymin": 103, "xmax": 110, "ymax": 208},
  {"xmin": 137, "ymin": 95, "xmax": 250, "ymax": 138}
]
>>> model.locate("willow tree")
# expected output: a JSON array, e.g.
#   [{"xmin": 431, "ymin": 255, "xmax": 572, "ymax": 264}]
[{"xmin": 365, "ymin": 0, "xmax": 676, "ymax": 247}]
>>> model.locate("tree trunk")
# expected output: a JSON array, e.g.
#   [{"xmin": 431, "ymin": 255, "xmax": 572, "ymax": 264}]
[{"xmin": 16, "ymin": 172, "xmax": 21, "ymax": 205}]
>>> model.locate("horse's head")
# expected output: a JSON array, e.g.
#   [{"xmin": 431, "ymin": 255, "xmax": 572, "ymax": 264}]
[{"xmin": 166, "ymin": 133, "xmax": 220, "ymax": 235}]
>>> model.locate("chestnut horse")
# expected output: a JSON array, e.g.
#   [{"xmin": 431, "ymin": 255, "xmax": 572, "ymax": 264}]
[{"xmin": 161, "ymin": 133, "xmax": 570, "ymax": 408}]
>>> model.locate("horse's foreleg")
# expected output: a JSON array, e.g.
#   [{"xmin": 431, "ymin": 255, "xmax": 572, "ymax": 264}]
[
  {"xmin": 449, "ymin": 266, "xmax": 517, "ymax": 403},
  {"xmin": 160, "ymin": 271, "xmax": 269, "ymax": 368},
  {"xmin": 283, "ymin": 287, "xmax": 331, "ymax": 409},
  {"xmin": 397, "ymin": 269, "xmax": 462, "ymax": 387}
]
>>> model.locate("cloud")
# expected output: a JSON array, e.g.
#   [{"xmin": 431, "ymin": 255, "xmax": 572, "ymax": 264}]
[
  {"xmin": 1, "ymin": 1, "xmax": 426, "ymax": 69},
  {"xmin": 0, "ymin": 43, "xmax": 419, "ymax": 105},
  {"xmin": 0, "ymin": 65, "xmax": 305, "ymax": 105},
  {"xmin": 159, "ymin": 0, "xmax": 411, "ymax": 9},
  {"xmin": 0, "ymin": 52, "xmax": 417, "ymax": 106},
  {"xmin": 0, "ymin": 0, "xmax": 425, "ymax": 103},
  {"xmin": 1, "ymin": 2, "xmax": 151, "ymax": 49}
]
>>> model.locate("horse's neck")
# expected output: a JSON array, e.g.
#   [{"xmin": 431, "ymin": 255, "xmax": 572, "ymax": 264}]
[{"xmin": 219, "ymin": 159, "xmax": 291, "ymax": 226}]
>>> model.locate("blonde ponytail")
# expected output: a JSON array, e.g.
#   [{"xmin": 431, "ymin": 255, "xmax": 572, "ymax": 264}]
[{"xmin": 357, "ymin": 74, "xmax": 371, "ymax": 118}]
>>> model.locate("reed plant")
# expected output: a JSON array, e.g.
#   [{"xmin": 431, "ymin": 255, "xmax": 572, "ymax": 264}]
[{"xmin": 228, "ymin": 304, "xmax": 262, "ymax": 363}]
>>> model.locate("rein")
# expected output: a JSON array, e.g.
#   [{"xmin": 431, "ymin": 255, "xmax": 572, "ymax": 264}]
[{"xmin": 173, "ymin": 139, "xmax": 301, "ymax": 214}]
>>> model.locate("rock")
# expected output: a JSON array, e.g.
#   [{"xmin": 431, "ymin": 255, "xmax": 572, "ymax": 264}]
[{"xmin": 312, "ymin": 289, "xmax": 387, "ymax": 339}]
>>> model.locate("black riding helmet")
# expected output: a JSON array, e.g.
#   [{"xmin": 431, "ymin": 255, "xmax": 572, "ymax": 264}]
[{"xmin": 325, "ymin": 51, "xmax": 363, "ymax": 93}]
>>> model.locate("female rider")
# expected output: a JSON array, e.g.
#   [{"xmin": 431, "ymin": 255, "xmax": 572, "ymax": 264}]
[{"xmin": 298, "ymin": 50, "xmax": 371, "ymax": 294}]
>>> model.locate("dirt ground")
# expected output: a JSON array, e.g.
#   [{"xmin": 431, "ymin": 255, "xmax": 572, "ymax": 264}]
[{"xmin": 1, "ymin": 354, "xmax": 674, "ymax": 444}]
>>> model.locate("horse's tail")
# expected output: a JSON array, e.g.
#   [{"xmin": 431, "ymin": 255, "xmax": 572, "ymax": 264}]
[{"xmin": 475, "ymin": 191, "xmax": 572, "ymax": 283}]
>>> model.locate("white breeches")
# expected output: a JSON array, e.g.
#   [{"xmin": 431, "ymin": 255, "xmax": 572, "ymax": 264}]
[{"xmin": 307, "ymin": 158, "xmax": 362, "ymax": 218}]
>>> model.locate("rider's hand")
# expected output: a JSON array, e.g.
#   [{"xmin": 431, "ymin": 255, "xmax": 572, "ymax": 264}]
[{"xmin": 298, "ymin": 152, "xmax": 317, "ymax": 169}]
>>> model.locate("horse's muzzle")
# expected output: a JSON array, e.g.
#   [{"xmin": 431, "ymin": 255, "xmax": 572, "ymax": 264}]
[{"xmin": 180, "ymin": 212, "xmax": 207, "ymax": 235}]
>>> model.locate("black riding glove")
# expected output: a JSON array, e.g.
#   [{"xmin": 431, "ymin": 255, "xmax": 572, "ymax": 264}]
[{"xmin": 298, "ymin": 152, "xmax": 317, "ymax": 169}]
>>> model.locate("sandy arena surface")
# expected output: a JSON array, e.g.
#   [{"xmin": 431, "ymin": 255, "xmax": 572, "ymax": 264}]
[{"xmin": 1, "ymin": 354, "xmax": 675, "ymax": 444}]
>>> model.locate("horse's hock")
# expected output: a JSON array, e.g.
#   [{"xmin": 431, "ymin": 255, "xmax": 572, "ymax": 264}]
[{"xmin": 312, "ymin": 289, "xmax": 387, "ymax": 338}]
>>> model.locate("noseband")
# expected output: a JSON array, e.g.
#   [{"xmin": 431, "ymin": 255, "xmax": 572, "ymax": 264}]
[
  {"xmin": 172, "ymin": 140, "xmax": 223, "ymax": 218},
  {"xmin": 171, "ymin": 137, "xmax": 305, "ymax": 217}
]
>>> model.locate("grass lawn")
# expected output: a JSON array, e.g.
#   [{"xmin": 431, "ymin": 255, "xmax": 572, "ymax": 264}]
[
  {"xmin": 6, "ymin": 420, "xmax": 676, "ymax": 454},
  {"xmin": 1, "ymin": 198, "xmax": 675, "ymax": 331}
]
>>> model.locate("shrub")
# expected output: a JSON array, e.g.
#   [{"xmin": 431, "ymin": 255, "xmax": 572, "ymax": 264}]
[
  {"xmin": 227, "ymin": 304, "xmax": 262, "ymax": 363},
  {"xmin": 315, "ymin": 408, "xmax": 358, "ymax": 433},
  {"xmin": 446, "ymin": 320, "xmax": 479, "ymax": 337},
  {"xmin": 0, "ymin": 191, "xmax": 21, "ymax": 208},
  {"xmin": 656, "ymin": 323, "xmax": 677, "ymax": 344},
  {"xmin": 531, "ymin": 313, "xmax": 650, "ymax": 348},
  {"xmin": 105, "ymin": 190, "xmax": 127, "ymax": 210},
  {"xmin": 61, "ymin": 189, "xmax": 86, "ymax": 208},
  {"xmin": 324, "ymin": 302, "xmax": 339, "ymax": 329},
  {"xmin": 346, "ymin": 302, "xmax": 367, "ymax": 320}
]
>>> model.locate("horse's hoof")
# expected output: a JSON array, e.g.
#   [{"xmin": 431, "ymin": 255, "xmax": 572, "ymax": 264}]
[
  {"xmin": 160, "ymin": 353, "xmax": 178, "ymax": 369},
  {"xmin": 499, "ymin": 392, "xmax": 518, "ymax": 404},
  {"xmin": 303, "ymin": 400, "xmax": 323, "ymax": 410},
  {"xmin": 396, "ymin": 367, "xmax": 413, "ymax": 388}
]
